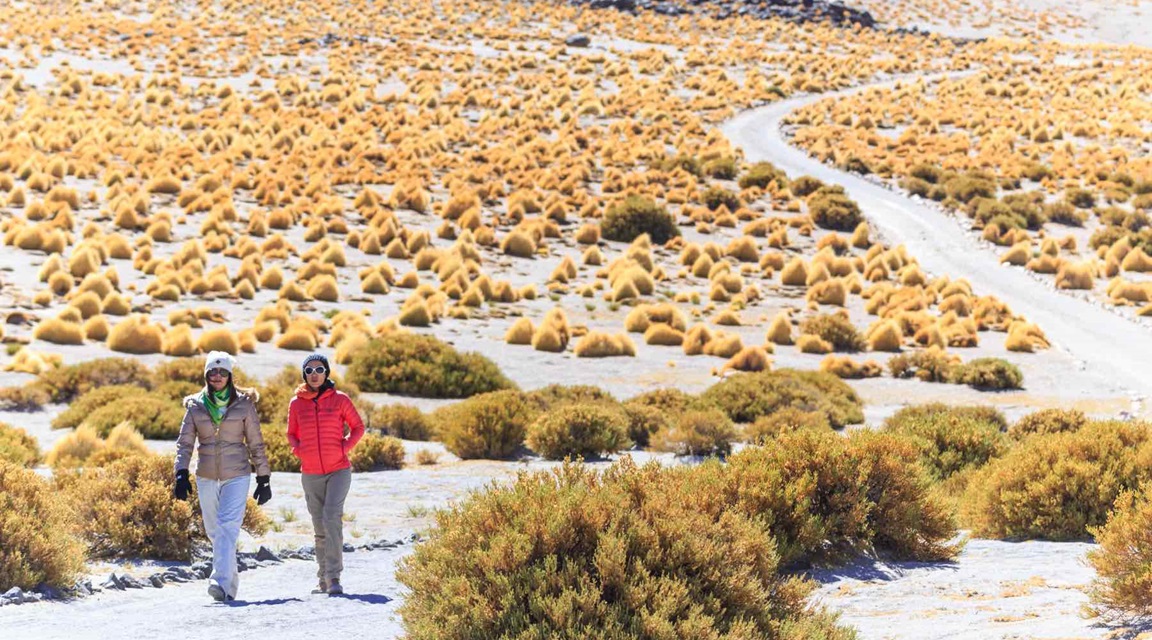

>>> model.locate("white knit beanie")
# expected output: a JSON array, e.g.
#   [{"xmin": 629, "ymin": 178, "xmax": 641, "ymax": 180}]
[{"xmin": 204, "ymin": 351, "xmax": 236, "ymax": 375}]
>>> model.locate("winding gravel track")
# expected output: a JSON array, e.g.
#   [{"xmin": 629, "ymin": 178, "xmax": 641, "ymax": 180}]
[{"xmin": 721, "ymin": 82, "xmax": 1152, "ymax": 405}]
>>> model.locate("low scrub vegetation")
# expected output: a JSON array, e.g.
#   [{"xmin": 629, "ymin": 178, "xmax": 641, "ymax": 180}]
[{"xmin": 346, "ymin": 333, "xmax": 514, "ymax": 398}]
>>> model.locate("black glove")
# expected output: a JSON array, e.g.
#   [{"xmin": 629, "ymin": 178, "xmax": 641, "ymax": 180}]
[
  {"xmin": 174, "ymin": 469, "xmax": 192, "ymax": 501},
  {"xmin": 253, "ymin": 475, "xmax": 272, "ymax": 506}
]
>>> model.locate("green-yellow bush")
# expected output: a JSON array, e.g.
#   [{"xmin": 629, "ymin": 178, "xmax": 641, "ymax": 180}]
[
  {"xmin": 1009, "ymin": 408, "xmax": 1088, "ymax": 439},
  {"xmin": 45, "ymin": 424, "xmax": 105, "ymax": 468},
  {"xmin": 84, "ymin": 395, "xmax": 186, "ymax": 439},
  {"xmin": 961, "ymin": 420, "xmax": 1152, "ymax": 540},
  {"xmin": 699, "ymin": 369, "xmax": 863, "ymax": 427},
  {"xmin": 888, "ymin": 347, "xmax": 959, "ymax": 383},
  {"xmin": 0, "ymin": 422, "xmax": 40, "ymax": 468},
  {"xmin": 433, "ymin": 390, "xmax": 534, "ymax": 459},
  {"xmin": 808, "ymin": 188, "xmax": 862, "ymax": 231},
  {"xmin": 722, "ymin": 429, "xmax": 959, "ymax": 566},
  {"xmin": 600, "ymin": 196, "xmax": 680, "ymax": 244},
  {"xmin": 526, "ymin": 403, "xmax": 630, "ymax": 460},
  {"xmin": 396, "ymin": 459, "xmax": 854, "ymax": 640},
  {"xmin": 346, "ymin": 333, "xmax": 514, "ymax": 398},
  {"xmin": 261, "ymin": 423, "xmax": 300, "ymax": 473},
  {"xmin": 620, "ymin": 403, "xmax": 667, "ymax": 448},
  {"xmin": 1087, "ymin": 484, "xmax": 1152, "ymax": 618},
  {"xmin": 951, "ymin": 357, "xmax": 1023, "ymax": 390},
  {"xmin": 883, "ymin": 408, "xmax": 1008, "ymax": 482},
  {"xmin": 743, "ymin": 408, "xmax": 830, "ymax": 443},
  {"xmin": 369, "ymin": 404, "xmax": 432, "ymax": 441},
  {"xmin": 800, "ymin": 312, "xmax": 865, "ymax": 352},
  {"xmin": 349, "ymin": 433, "xmax": 405, "ymax": 471},
  {"xmin": 0, "ymin": 461, "xmax": 86, "ymax": 591},
  {"xmin": 650, "ymin": 408, "xmax": 738, "ymax": 457}
]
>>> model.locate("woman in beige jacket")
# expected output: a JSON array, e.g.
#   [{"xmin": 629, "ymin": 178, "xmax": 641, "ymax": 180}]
[{"xmin": 174, "ymin": 352, "xmax": 271, "ymax": 602}]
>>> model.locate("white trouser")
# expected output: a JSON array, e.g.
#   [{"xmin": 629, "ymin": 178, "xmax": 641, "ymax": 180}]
[{"xmin": 197, "ymin": 475, "xmax": 250, "ymax": 599}]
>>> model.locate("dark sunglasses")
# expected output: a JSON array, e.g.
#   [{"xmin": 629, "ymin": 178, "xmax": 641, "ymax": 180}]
[
  {"xmin": 206, "ymin": 368, "xmax": 230, "ymax": 378},
  {"xmin": 304, "ymin": 366, "xmax": 327, "ymax": 375}
]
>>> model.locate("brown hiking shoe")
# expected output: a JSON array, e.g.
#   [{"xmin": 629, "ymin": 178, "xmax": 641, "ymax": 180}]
[
  {"xmin": 326, "ymin": 579, "xmax": 343, "ymax": 595},
  {"xmin": 311, "ymin": 579, "xmax": 327, "ymax": 594}
]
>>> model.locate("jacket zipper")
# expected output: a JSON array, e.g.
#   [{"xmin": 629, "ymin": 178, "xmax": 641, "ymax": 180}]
[{"xmin": 314, "ymin": 396, "xmax": 326, "ymax": 474}]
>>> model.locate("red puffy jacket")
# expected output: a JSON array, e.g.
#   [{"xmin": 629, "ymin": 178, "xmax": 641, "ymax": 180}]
[{"xmin": 287, "ymin": 383, "xmax": 365, "ymax": 475}]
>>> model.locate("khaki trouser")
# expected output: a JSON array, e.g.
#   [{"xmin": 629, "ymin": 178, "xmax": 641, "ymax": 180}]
[{"xmin": 301, "ymin": 467, "xmax": 351, "ymax": 583}]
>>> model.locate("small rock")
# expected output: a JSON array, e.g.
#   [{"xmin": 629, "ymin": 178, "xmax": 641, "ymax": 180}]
[
  {"xmin": 35, "ymin": 584, "xmax": 63, "ymax": 600},
  {"xmin": 149, "ymin": 576, "xmax": 165, "ymax": 588},
  {"xmin": 256, "ymin": 546, "xmax": 280, "ymax": 563},
  {"xmin": 564, "ymin": 34, "xmax": 590, "ymax": 48},
  {"xmin": 101, "ymin": 575, "xmax": 125, "ymax": 591},
  {"xmin": 343, "ymin": 543, "xmax": 355, "ymax": 553},
  {"xmin": 2, "ymin": 587, "xmax": 24, "ymax": 604},
  {"xmin": 120, "ymin": 575, "xmax": 145, "ymax": 590}
]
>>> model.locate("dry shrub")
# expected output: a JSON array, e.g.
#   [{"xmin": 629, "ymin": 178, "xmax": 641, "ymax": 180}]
[
  {"xmin": 107, "ymin": 315, "xmax": 164, "ymax": 354},
  {"xmin": 961, "ymin": 420, "xmax": 1152, "ymax": 540},
  {"xmin": 45, "ymin": 424, "xmax": 106, "ymax": 468},
  {"xmin": 619, "ymin": 403, "xmax": 668, "ymax": 448},
  {"xmin": 699, "ymin": 369, "xmax": 863, "ymax": 427},
  {"xmin": 766, "ymin": 312, "xmax": 793, "ymax": 345},
  {"xmin": 349, "ymin": 433, "xmax": 405, "ymax": 471},
  {"xmin": 432, "ymin": 390, "xmax": 533, "ymax": 459},
  {"xmin": 0, "ymin": 461, "xmax": 86, "ymax": 591},
  {"xmin": 504, "ymin": 317, "xmax": 534, "ymax": 345},
  {"xmin": 1087, "ymin": 485, "xmax": 1152, "ymax": 618},
  {"xmin": 651, "ymin": 408, "xmax": 738, "ymax": 457},
  {"xmin": 600, "ymin": 195, "xmax": 679, "ymax": 244},
  {"xmin": 780, "ymin": 257, "xmax": 808, "ymax": 285},
  {"xmin": 526, "ymin": 403, "xmax": 630, "ymax": 460},
  {"xmin": 722, "ymin": 346, "xmax": 773, "ymax": 374},
  {"xmin": 1009, "ymin": 408, "xmax": 1087, "ymax": 439},
  {"xmin": 370, "ymin": 404, "xmax": 432, "ymax": 441},
  {"xmin": 398, "ymin": 300, "xmax": 433, "ymax": 327},
  {"xmin": 797, "ymin": 333, "xmax": 833, "ymax": 354},
  {"xmin": 644, "ymin": 323, "xmax": 684, "ymax": 346},
  {"xmin": 744, "ymin": 408, "xmax": 831, "ymax": 443},
  {"xmin": 32, "ymin": 317, "xmax": 85, "ymax": 345},
  {"xmin": 1056, "ymin": 261, "xmax": 1095, "ymax": 289},
  {"xmin": 414, "ymin": 449, "xmax": 441, "ymax": 466},
  {"xmin": 888, "ymin": 347, "xmax": 960, "ymax": 383},
  {"xmin": 306, "ymin": 274, "xmax": 340, "ymax": 301},
  {"xmin": 819, "ymin": 355, "xmax": 883, "ymax": 379},
  {"xmin": 866, "ymin": 320, "xmax": 903, "ymax": 352},
  {"xmin": 500, "ymin": 229, "xmax": 536, "ymax": 258},
  {"xmin": 347, "ymin": 333, "xmax": 514, "ymax": 398},
  {"xmin": 396, "ymin": 459, "xmax": 853, "ymax": 640},
  {"xmin": 882, "ymin": 406, "xmax": 1008, "ymax": 482},
  {"xmin": 34, "ymin": 357, "xmax": 151, "ymax": 403},
  {"xmin": 573, "ymin": 331, "xmax": 636, "ymax": 358},
  {"xmin": 276, "ymin": 328, "xmax": 319, "ymax": 351},
  {"xmin": 0, "ymin": 385, "xmax": 50, "ymax": 412},
  {"xmin": 196, "ymin": 327, "xmax": 239, "ymax": 355},
  {"xmin": 531, "ymin": 324, "xmax": 566, "ymax": 353},
  {"xmin": 0, "ymin": 422, "xmax": 39, "ymax": 468}
]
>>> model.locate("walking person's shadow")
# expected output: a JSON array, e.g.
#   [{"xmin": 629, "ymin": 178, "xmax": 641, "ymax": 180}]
[
  {"xmin": 223, "ymin": 597, "xmax": 304, "ymax": 607},
  {"xmin": 326, "ymin": 593, "xmax": 392, "ymax": 605}
]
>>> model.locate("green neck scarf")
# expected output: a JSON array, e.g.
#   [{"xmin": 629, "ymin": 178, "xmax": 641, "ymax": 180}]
[{"xmin": 201, "ymin": 387, "xmax": 232, "ymax": 425}]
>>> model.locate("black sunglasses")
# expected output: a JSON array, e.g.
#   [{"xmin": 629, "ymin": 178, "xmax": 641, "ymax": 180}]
[
  {"xmin": 304, "ymin": 366, "xmax": 327, "ymax": 375},
  {"xmin": 206, "ymin": 368, "xmax": 230, "ymax": 378}
]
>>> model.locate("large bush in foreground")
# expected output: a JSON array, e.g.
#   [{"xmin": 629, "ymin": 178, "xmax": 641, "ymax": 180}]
[
  {"xmin": 433, "ymin": 390, "xmax": 535, "ymax": 459},
  {"xmin": 396, "ymin": 460, "xmax": 854, "ymax": 640},
  {"xmin": 600, "ymin": 195, "xmax": 680, "ymax": 244},
  {"xmin": 526, "ymin": 403, "xmax": 630, "ymax": 460},
  {"xmin": 0, "ymin": 461, "xmax": 86, "ymax": 591},
  {"xmin": 1087, "ymin": 484, "xmax": 1152, "ymax": 619},
  {"xmin": 961, "ymin": 420, "xmax": 1152, "ymax": 540},
  {"xmin": 722, "ymin": 429, "xmax": 959, "ymax": 567},
  {"xmin": 346, "ymin": 333, "xmax": 514, "ymax": 398},
  {"xmin": 700, "ymin": 369, "xmax": 863, "ymax": 427},
  {"xmin": 57, "ymin": 454, "xmax": 267, "ymax": 561}
]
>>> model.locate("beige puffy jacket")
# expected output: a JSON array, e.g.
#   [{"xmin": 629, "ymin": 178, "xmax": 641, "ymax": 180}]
[{"xmin": 174, "ymin": 391, "xmax": 271, "ymax": 480}]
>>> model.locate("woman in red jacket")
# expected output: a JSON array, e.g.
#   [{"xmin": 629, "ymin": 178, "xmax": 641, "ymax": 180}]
[{"xmin": 286, "ymin": 352, "xmax": 365, "ymax": 596}]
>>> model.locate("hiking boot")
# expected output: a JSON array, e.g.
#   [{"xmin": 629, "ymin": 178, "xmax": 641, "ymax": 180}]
[
  {"xmin": 207, "ymin": 583, "xmax": 226, "ymax": 602},
  {"xmin": 326, "ymin": 579, "xmax": 343, "ymax": 595},
  {"xmin": 311, "ymin": 579, "xmax": 328, "ymax": 594}
]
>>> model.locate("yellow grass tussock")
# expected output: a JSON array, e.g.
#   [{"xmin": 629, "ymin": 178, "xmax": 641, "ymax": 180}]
[{"xmin": 108, "ymin": 315, "xmax": 164, "ymax": 354}]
